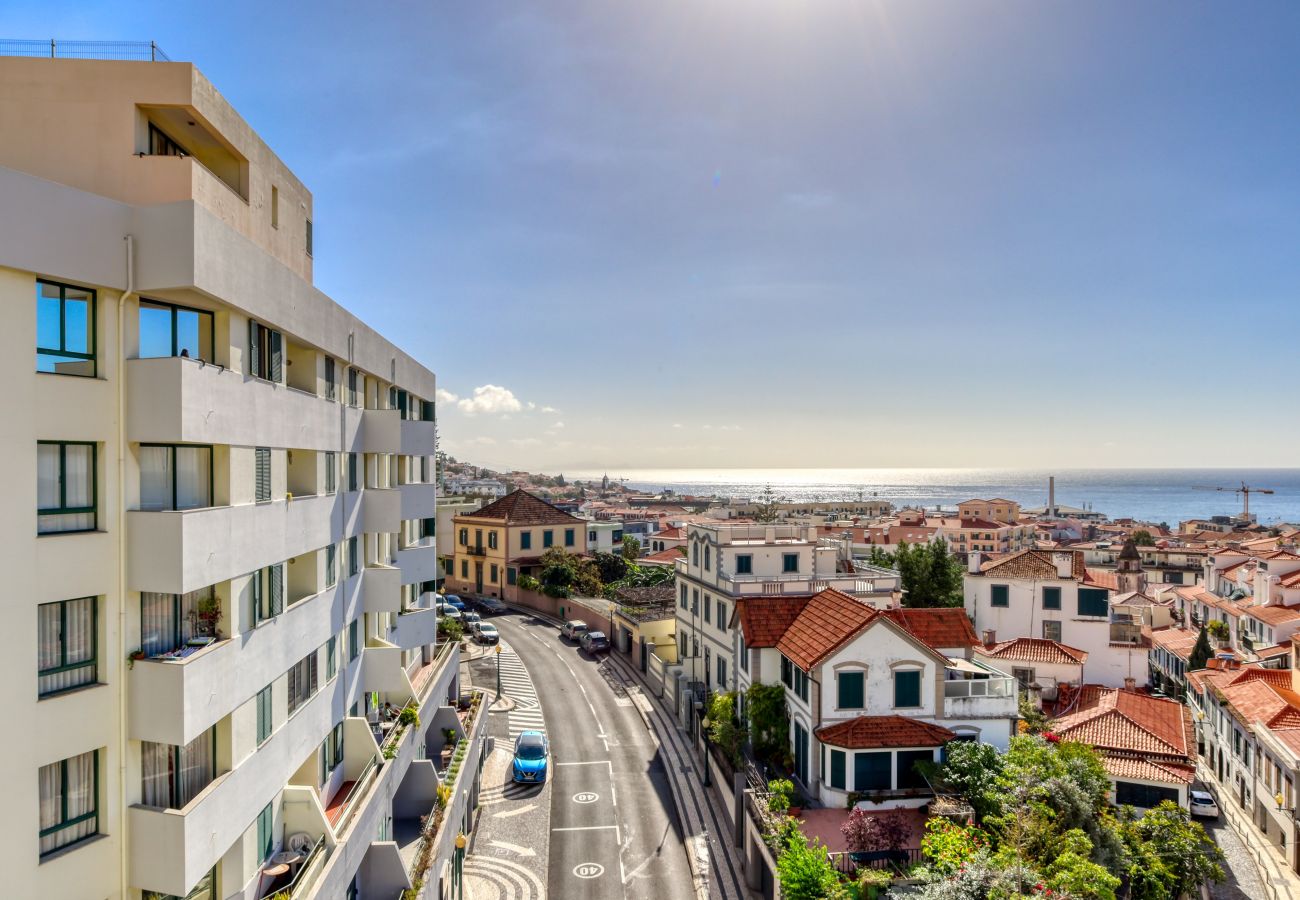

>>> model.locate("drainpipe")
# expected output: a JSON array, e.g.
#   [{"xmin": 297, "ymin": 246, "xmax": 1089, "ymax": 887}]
[{"xmin": 118, "ymin": 234, "xmax": 135, "ymax": 900}]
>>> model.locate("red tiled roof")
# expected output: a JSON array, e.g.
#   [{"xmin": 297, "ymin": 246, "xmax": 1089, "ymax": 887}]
[
  {"xmin": 455, "ymin": 489, "xmax": 583, "ymax": 526},
  {"xmin": 734, "ymin": 597, "xmax": 812, "ymax": 648},
  {"xmin": 643, "ymin": 547, "xmax": 686, "ymax": 563},
  {"xmin": 880, "ymin": 608, "xmax": 979, "ymax": 650},
  {"xmin": 1247, "ymin": 604, "xmax": 1300, "ymax": 626},
  {"xmin": 776, "ymin": 589, "xmax": 877, "ymax": 670},
  {"xmin": 979, "ymin": 637, "xmax": 1088, "ymax": 666},
  {"xmin": 1102, "ymin": 755, "xmax": 1196, "ymax": 786},
  {"xmin": 655, "ymin": 526, "xmax": 684, "ymax": 539},
  {"xmin": 815, "ymin": 715, "xmax": 956, "ymax": 750},
  {"xmin": 1084, "ymin": 568, "xmax": 1120, "ymax": 590},
  {"xmin": 1052, "ymin": 686, "xmax": 1192, "ymax": 758},
  {"xmin": 976, "ymin": 549, "xmax": 1087, "ymax": 580}
]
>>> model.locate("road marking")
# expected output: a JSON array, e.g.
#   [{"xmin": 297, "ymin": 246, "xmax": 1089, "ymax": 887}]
[
  {"xmin": 492, "ymin": 803, "xmax": 538, "ymax": 819},
  {"xmin": 573, "ymin": 792, "xmax": 599, "ymax": 804},
  {"xmin": 489, "ymin": 839, "xmax": 538, "ymax": 858},
  {"xmin": 574, "ymin": 862, "xmax": 605, "ymax": 879},
  {"xmin": 553, "ymin": 825, "xmax": 619, "ymax": 832},
  {"xmin": 556, "ymin": 760, "xmax": 610, "ymax": 766}
]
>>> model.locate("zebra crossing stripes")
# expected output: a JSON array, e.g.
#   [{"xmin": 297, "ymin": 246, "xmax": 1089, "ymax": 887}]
[{"xmin": 493, "ymin": 642, "xmax": 546, "ymax": 740}]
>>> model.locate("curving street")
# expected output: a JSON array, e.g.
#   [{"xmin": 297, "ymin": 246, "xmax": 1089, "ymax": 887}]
[{"xmin": 463, "ymin": 611, "xmax": 695, "ymax": 900}]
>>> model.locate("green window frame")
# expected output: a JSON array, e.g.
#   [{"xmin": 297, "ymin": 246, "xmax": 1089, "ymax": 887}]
[
  {"xmin": 543, "ymin": 530, "xmax": 554, "ymax": 548},
  {"xmin": 349, "ymin": 619, "xmax": 360, "ymax": 661},
  {"xmin": 325, "ymin": 451, "xmax": 337, "ymax": 495},
  {"xmin": 460, "ymin": 559, "xmax": 468, "ymax": 578},
  {"xmin": 327, "ymin": 636, "xmax": 337, "ymax": 680},
  {"xmin": 507, "ymin": 567, "xmax": 517, "ymax": 586},
  {"xmin": 490, "ymin": 564, "xmax": 498, "ymax": 583},
  {"xmin": 256, "ymin": 801, "xmax": 274, "ymax": 863},
  {"xmin": 830, "ymin": 749, "xmax": 846, "ymax": 790},
  {"xmin": 138, "ymin": 443, "xmax": 214, "ymax": 511},
  {"xmin": 565, "ymin": 528, "xmax": 575, "ymax": 547},
  {"xmin": 347, "ymin": 453, "xmax": 359, "ymax": 492},
  {"xmin": 37, "ymin": 597, "xmax": 98, "ymax": 697},
  {"xmin": 837, "ymin": 671, "xmax": 865, "ymax": 709},
  {"xmin": 1042, "ymin": 586, "xmax": 1061, "ymax": 610},
  {"xmin": 37, "ymin": 441, "xmax": 97, "ymax": 534},
  {"xmin": 326, "ymin": 544, "xmax": 337, "ymax": 588},
  {"xmin": 521, "ymin": 531, "xmax": 532, "ymax": 550},
  {"xmin": 256, "ymin": 685, "xmax": 273, "ymax": 745},
  {"xmin": 254, "ymin": 448, "xmax": 271, "ymax": 502},
  {"xmin": 897, "ymin": 749, "xmax": 933, "ymax": 789},
  {"xmin": 248, "ymin": 319, "xmax": 283, "ymax": 383},
  {"xmin": 1078, "ymin": 587, "xmax": 1109, "ymax": 617},
  {"xmin": 782, "ymin": 553, "xmax": 798, "ymax": 573},
  {"xmin": 990, "ymin": 584, "xmax": 1009, "ymax": 608},
  {"xmin": 854, "ymin": 751, "xmax": 891, "ymax": 791},
  {"xmin": 348, "ymin": 537, "xmax": 359, "ymax": 577},
  {"xmin": 36, "ymin": 279, "xmax": 96, "ymax": 377},
  {"xmin": 894, "ymin": 669, "xmax": 922, "ymax": 708},
  {"xmin": 252, "ymin": 563, "xmax": 285, "ymax": 625},
  {"xmin": 324, "ymin": 356, "xmax": 336, "ymax": 401},
  {"xmin": 736, "ymin": 554, "xmax": 753, "ymax": 574},
  {"xmin": 138, "ymin": 298, "xmax": 215, "ymax": 362},
  {"xmin": 717, "ymin": 599, "xmax": 726, "ymax": 630},
  {"xmin": 38, "ymin": 749, "xmax": 99, "ymax": 855}
]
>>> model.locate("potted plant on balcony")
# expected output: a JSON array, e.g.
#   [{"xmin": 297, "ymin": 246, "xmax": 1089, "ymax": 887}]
[
  {"xmin": 127, "ymin": 649, "xmax": 146, "ymax": 670},
  {"xmin": 1207, "ymin": 619, "xmax": 1229, "ymax": 648},
  {"xmin": 194, "ymin": 596, "xmax": 222, "ymax": 638}
]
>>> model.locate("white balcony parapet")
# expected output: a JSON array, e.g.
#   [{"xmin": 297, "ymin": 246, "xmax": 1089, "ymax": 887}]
[
  {"xmin": 389, "ymin": 606, "xmax": 439, "ymax": 651},
  {"xmin": 361, "ymin": 407, "xmax": 400, "ymax": 453},
  {"xmin": 363, "ymin": 487, "xmax": 401, "ymax": 534},
  {"xmin": 399, "ymin": 481, "xmax": 438, "ymax": 521},
  {"xmin": 396, "ymin": 541, "xmax": 440, "ymax": 585},
  {"xmin": 364, "ymin": 565, "xmax": 403, "ymax": 614},
  {"xmin": 400, "ymin": 418, "xmax": 436, "ymax": 456}
]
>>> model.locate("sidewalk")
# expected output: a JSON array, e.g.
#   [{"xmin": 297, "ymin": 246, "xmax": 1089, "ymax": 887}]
[{"xmin": 1198, "ymin": 764, "xmax": 1300, "ymax": 900}]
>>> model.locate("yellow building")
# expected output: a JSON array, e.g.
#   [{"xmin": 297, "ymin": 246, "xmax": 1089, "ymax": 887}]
[{"xmin": 448, "ymin": 489, "xmax": 586, "ymax": 599}]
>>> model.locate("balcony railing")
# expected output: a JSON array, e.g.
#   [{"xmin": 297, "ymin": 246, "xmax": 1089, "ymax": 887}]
[
  {"xmin": 277, "ymin": 833, "xmax": 328, "ymax": 899},
  {"xmin": 943, "ymin": 677, "xmax": 1015, "ymax": 699},
  {"xmin": 0, "ymin": 38, "xmax": 170, "ymax": 60},
  {"xmin": 465, "ymin": 545, "xmax": 487, "ymax": 557},
  {"xmin": 1110, "ymin": 622, "xmax": 1144, "ymax": 645},
  {"xmin": 334, "ymin": 755, "xmax": 380, "ymax": 837}
]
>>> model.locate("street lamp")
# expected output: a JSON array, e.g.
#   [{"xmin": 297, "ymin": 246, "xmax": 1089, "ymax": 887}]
[
  {"xmin": 454, "ymin": 831, "xmax": 468, "ymax": 900},
  {"xmin": 701, "ymin": 715, "xmax": 712, "ymax": 787},
  {"xmin": 495, "ymin": 644, "xmax": 502, "ymax": 701}
]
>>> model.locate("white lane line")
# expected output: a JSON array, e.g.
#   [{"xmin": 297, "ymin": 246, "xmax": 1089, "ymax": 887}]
[
  {"xmin": 552, "ymin": 824, "xmax": 620, "ymax": 832},
  {"xmin": 556, "ymin": 760, "xmax": 610, "ymax": 766}
]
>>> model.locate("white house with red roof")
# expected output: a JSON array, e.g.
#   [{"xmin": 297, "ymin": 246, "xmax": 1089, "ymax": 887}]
[
  {"xmin": 974, "ymin": 637, "xmax": 1088, "ymax": 701},
  {"xmin": 732, "ymin": 588, "xmax": 1018, "ymax": 809}
]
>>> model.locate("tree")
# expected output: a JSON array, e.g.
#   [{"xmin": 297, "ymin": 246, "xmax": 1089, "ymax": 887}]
[
  {"xmin": 1040, "ymin": 829, "xmax": 1121, "ymax": 900},
  {"xmin": 592, "ymin": 551, "xmax": 628, "ymax": 584},
  {"xmin": 706, "ymin": 691, "xmax": 747, "ymax": 767},
  {"xmin": 775, "ymin": 823, "xmax": 841, "ymax": 900},
  {"xmin": 1131, "ymin": 529, "xmax": 1156, "ymax": 546},
  {"xmin": 1129, "ymin": 802, "xmax": 1225, "ymax": 897},
  {"xmin": 621, "ymin": 534, "xmax": 641, "ymax": 561},
  {"xmin": 935, "ymin": 739, "xmax": 1005, "ymax": 822},
  {"xmin": 920, "ymin": 818, "xmax": 988, "ymax": 876},
  {"xmin": 753, "ymin": 484, "xmax": 780, "ymax": 523},
  {"xmin": 865, "ymin": 546, "xmax": 896, "ymax": 569},
  {"xmin": 746, "ymin": 682, "xmax": 789, "ymax": 762},
  {"xmin": 896, "ymin": 539, "xmax": 965, "ymax": 608},
  {"xmin": 538, "ymin": 547, "xmax": 603, "ymax": 598},
  {"xmin": 841, "ymin": 808, "xmax": 911, "ymax": 854},
  {"xmin": 1018, "ymin": 694, "xmax": 1050, "ymax": 735},
  {"xmin": 1187, "ymin": 626, "xmax": 1213, "ymax": 671}
]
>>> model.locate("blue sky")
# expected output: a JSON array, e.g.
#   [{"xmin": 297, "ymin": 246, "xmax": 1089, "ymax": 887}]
[{"xmin": 12, "ymin": 2, "xmax": 1300, "ymax": 470}]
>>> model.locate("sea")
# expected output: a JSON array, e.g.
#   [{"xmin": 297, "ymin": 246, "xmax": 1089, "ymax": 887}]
[{"xmin": 568, "ymin": 469, "xmax": 1300, "ymax": 527}]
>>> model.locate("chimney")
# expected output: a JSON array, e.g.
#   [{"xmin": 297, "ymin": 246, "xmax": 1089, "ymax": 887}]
[
  {"xmin": 968, "ymin": 551, "xmax": 983, "ymax": 574},
  {"xmin": 1123, "ymin": 677, "xmax": 1136, "ymax": 691},
  {"xmin": 1048, "ymin": 475, "xmax": 1056, "ymax": 518},
  {"xmin": 1053, "ymin": 552, "xmax": 1074, "ymax": 579},
  {"xmin": 982, "ymin": 629, "xmax": 997, "ymax": 647}
]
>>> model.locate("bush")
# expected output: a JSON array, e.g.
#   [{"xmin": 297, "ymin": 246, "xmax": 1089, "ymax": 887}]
[
  {"xmin": 776, "ymin": 823, "xmax": 842, "ymax": 900},
  {"xmin": 920, "ymin": 818, "xmax": 988, "ymax": 876},
  {"xmin": 398, "ymin": 704, "xmax": 420, "ymax": 727},
  {"xmin": 517, "ymin": 573, "xmax": 540, "ymax": 592},
  {"xmin": 438, "ymin": 618, "xmax": 464, "ymax": 642},
  {"xmin": 767, "ymin": 778, "xmax": 794, "ymax": 816},
  {"xmin": 706, "ymin": 691, "xmax": 747, "ymax": 767},
  {"xmin": 747, "ymin": 682, "xmax": 789, "ymax": 762},
  {"xmin": 842, "ymin": 808, "xmax": 910, "ymax": 854}
]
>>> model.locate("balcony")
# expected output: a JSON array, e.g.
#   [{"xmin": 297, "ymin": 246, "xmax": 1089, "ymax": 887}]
[
  {"xmin": 362, "ymin": 408, "xmax": 400, "ymax": 453},
  {"xmin": 363, "ymin": 565, "xmax": 402, "ymax": 614},
  {"xmin": 390, "ymin": 607, "xmax": 439, "ymax": 651},
  {"xmin": 465, "ymin": 545, "xmax": 487, "ymax": 557},
  {"xmin": 125, "ymin": 355, "xmax": 362, "ymax": 452},
  {"xmin": 943, "ymin": 666, "xmax": 1018, "ymax": 718},
  {"xmin": 715, "ymin": 569, "xmax": 885, "ymax": 598},
  {"xmin": 400, "ymin": 481, "xmax": 438, "ymax": 520},
  {"xmin": 128, "ymin": 494, "xmax": 337, "ymax": 594},
  {"xmin": 129, "ymin": 584, "xmax": 341, "ymax": 746},
  {"xmin": 400, "ymin": 418, "xmax": 437, "ymax": 456},
  {"xmin": 396, "ymin": 541, "xmax": 440, "ymax": 585},
  {"xmin": 363, "ymin": 487, "xmax": 401, "ymax": 534},
  {"xmin": 1109, "ymin": 622, "xmax": 1146, "ymax": 646}
]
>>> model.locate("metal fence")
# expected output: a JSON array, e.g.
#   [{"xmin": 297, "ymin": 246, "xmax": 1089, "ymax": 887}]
[{"xmin": 0, "ymin": 39, "xmax": 170, "ymax": 61}]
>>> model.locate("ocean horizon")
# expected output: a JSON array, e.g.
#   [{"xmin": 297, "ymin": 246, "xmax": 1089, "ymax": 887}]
[{"xmin": 564, "ymin": 468, "xmax": 1300, "ymax": 526}]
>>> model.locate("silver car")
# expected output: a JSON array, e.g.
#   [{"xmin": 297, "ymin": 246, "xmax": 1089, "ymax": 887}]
[{"xmin": 1189, "ymin": 790, "xmax": 1219, "ymax": 819}]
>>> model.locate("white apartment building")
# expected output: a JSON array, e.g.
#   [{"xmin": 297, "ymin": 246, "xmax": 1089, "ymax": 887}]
[
  {"xmin": 585, "ymin": 519, "xmax": 626, "ymax": 555},
  {"xmin": 671, "ymin": 523, "xmax": 899, "ymax": 699},
  {"xmin": 0, "ymin": 45, "xmax": 475, "ymax": 900}
]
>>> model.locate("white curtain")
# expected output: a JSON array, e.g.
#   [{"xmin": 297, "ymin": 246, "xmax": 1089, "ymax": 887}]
[
  {"xmin": 142, "ymin": 731, "xmax": 212, "ymax": 809},
  {"xmin": 174, "ymin": 446, "xmax": 211, "ymax": 510},
  {"xmin": 140, "ymin": 592, "xmax": 175, "ymax": 657},
  {"xmin": 63, "ymin": 444, "xmax": 93, "ymax": 512},
  {"xmin": 177, "ymin": 731, "xmax": 213, "ymax": 807},
  {"xmin": 38, "ymin": 443, "xmax": 94, "ymax": 532},
  {"xmin": 37, "ymin": 443, "xmax": 60, "ymax": 509},
  {"xmin": 141, "ymin": 741, "xmax": 170, "ymax": 807},
  {"xmin": 139, "ymin": 446, "xmax": 172, "ymax": 511},
  {"xmin": 37, "ymin": 761, "xmax": 61, "ymax": 854},
  {"xmin": 39, "ymin": 752, "xmax": 96, "ymax": 855},
  {"xmin": 38, "ymin": 598, "xmax": 94, "ymax": 695}
]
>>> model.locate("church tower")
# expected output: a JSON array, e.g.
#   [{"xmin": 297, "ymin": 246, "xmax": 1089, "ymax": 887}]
[{"xmin": 1116, "ymin": 538, "xmax": 1146, "ymax": 594}]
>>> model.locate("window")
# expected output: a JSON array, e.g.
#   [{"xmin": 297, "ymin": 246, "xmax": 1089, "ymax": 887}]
[
  {"xmin": 348, "ymin": 537, "xmax": 359, "ymax": 577},
  {"xmin": 781, "ymin": 655, "xmax": 793, "ymax": 688},
  {"xmin": 717, "ymin": 655, "xmax": 727, "ymax": 687},
  {"xmin": 521, "ymin": 531, "xmax": 531, "ymax": 550},
  {"xmin": 543, "ymin": 530, "xmax": 554, "ymax": 548},
  {"xmin": 475, "ymin": 528, "xmax": 483, "ymax": 549},
  {"xmin": 140, "ymin": 444, "xmax": 212, "ymax": 511},
  {"xmin": 271, "ymin": 185, "xmax": 280, "ymax": 228},
  {"xmin": 324, "ymin": 357, "xmax": 336, "ymax": 400},
  {"xmin": 39, "ymin": 749, "xmax": 98, "ymax": 855},
  {"xmin": 588, "ymin": 530, "xmax": 597, "ymax": 543},
  {"xmin": 36, "ymin": 280, "xmax": 95, "ymax": 376},
  {"xmin": 257, "ymin": 685, "xmax": 273, "ymax": 745},
  {"xmin": 251, "ymin": 564, "xmax": 285, "ymax": 625},
  {"xmin": 1115, "ymin": 781, "xmax": 1180, "ymax": 808},
  {"xmin": 37, "ymin": 441, "xmax": 96, "ymax": 533},
  {"xmin": 347, "ymin": 453, "xmax": 359, "ymax": 492},
  {"xmin": 254, "ymin": 448, "xmax": 271, "ymax": 502},
  {"xmin": 565, "ymin": 528, "xmax": 575, "ymax": 548},
  {"xmin": 248, "ymin": 320, "xmax": 283, "ymax": 382},
  {"xmin": 287, "ymin": 652, "xmax": 319, "ymax": 715},
  {"xmin": 490, "ymin": 564, "xmax": 498, "ymax": 583},
  {"xmin": 680, "ymin": 585, "xmax": 687, "ymax": 609},
  {"xmin": 990, "ymin": 584, "xmax": 1009, "ymax": 608},
  {"xmin": 489, "ymin": 532, "xmax": 498, "ymax": 550},
  {"xmin": 704, "ymin": 546, "xmax": 711, "ymax": 571},
  {"xmin": 854, "ymin": 751, "xmax": 891, "ymax": 792},
  {"xmin": 692, "ymin": 543, "xmax": 699, "ymax": 565},
  {"xmin": 461, "ymin": 559, "xmax": 468, "ymax": 578},
  {"xmin": 794, "ymin": 666, "xmax": 810, "ymax": 702},
  {"xmin": 717, "ymin": 599, "xmax": 727, "ymax": 629},
  {"xmin": 305, "ymin": 218, "xmax": 313, "ymax": 257},
  {"xmin": 739, "ymin": 635, "xmax": 749, "ymax": 673},
  {"xmin": 704, "ymin": 598, "xmax": 711, "ymax": 624},
  {"xmin": 256, "ymin": 802, "xmax": 274, "ymax": 863},
  {"xmin": 321, "ymin": 722, "xmax": 344, "ymax": 783},
  {"xmin": 783, "ymin": 553, "xmax": 799, "ymax": 573},
  {"xmin": 141, "ymin": 729, "xmax": 215, "ymax": 809},
  {"xmin": 894, "ymin": 669, "xmax": 922, "ymax": 708},
  {"xmin": 897, "ymin": 749, "xmax": 933, "ymax": 790},
  {"xmin": 1012, "ymin": 667, "xmax": 1035, "ymax": 689},
  {"xmin": 148, "ymin": 122, "xmax": 187, "ymax": 156},
  {"xmin": 1042, "ymin": 620, "xmax": 1062, "ymax": 642},
  {"xmin": 327, "ymin": 636, "xmax": 337, "ymax": 680},
  {"xmin": 837, "ymin": 671, "xmax": 865, "ymax": 709},
  {"xmin": 1042, "ymin": 586, "xmax": 1061, "ymax": 610},
  {"xmin": 829, "ymin": 749, "xmax": 847, "ymax": 790},
  {"xmin": 679, "ymin": 634, "xmax": 688, "ymax": 659},
  {"xmin": 793, "ymin": 721, "xmax": 809, "ymax": 784},
  {"xmin": 138, "ymin": 299, "xmax": 214, "ymax": 362},
  {"xmin": 326, "ymin": 544, "xmax": 337, "ymax": 588},
  {"xmin": 736, "ymin": 554, "xmax": 753, "ymax": 575},
  {"xmin": 347, "ymin": 367, "xmax": 359, "ymax": 406},
  {"xmin": 692, "ymin": 589, "xmax": 699, "ymax": 613},
  {"xmin": 38, "ymin": 597, "xmax": 97, "ymax": 696},
  {"xmin": 141, "ymin": 587, "xmax": 216, "ymax": 656},
  {"xmin": 1078, "ymin": 588, "xmax": 1109, "ymax": 617},
  {"xmin": 349, "ymin": 619, "xmax": 360, "ymax": 661},
  {"xmin": 507, "ymin": 567, "xmax": 516, "ymax": 586},
  {"xmin": 323, "ymin": 451, "xmax": 337, "ymax": 495}
]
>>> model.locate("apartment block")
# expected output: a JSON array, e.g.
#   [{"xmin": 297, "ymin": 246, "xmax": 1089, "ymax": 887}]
[{"xmin": 0, "ymin": 45, "xmax": 475, "ymax": 900}]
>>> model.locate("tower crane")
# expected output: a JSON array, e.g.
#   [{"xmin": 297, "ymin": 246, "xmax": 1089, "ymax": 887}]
[{"xmin": 1209, "ymin": 482, "xmax": 1274, "ymax": 521}]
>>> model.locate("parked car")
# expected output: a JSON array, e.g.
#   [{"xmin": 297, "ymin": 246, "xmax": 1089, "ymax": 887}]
[
  {"xmin": 1189, "ymin": 790, "xmax": 1219, "ymax": 819},
  {"xmin": 476, "ymin": 623, "xmax": 500, "ymax": 645},
  {"xmin": 477, "ymin": 597, "xmax": 507, "ymax": 615},
  {"xmin": 462, "ymin": 612, "xmax": 482, "ymax": 633},
  {"xmin": 436, "ymin": 602, "xmax": 461, "ymax": 620},
  {"xmin": 443, "ymin": 594, "xmax": 466, "ymax": 611},
  {"xmin": 562, "ymin": 620, "xmax": 589, "ymax": 642},
  {"xmin": 580, "ymin": 630, "xmax": 610, "ymax": 654},
  {"xmin": 512, "ymin": 730, "xmax": 549, "ymax": 783}
]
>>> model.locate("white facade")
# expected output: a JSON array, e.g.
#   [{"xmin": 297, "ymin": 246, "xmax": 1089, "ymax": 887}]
[
  {"xmin": 585, "ymin": 519, "xmax": 625, "ymax": 555},
  {"xmin": 0, "ymin": 52, "xmax": 467, "ymax": 900}
]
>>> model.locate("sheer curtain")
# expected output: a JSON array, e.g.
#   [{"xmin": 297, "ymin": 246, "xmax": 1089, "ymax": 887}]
[
  {"xmin": 37, "ymin": 598, "xmax": 95, "ymax": 694},
  {"xmin": 141, "ymin": 741, "xmax": 171, "ymax": 807},
  {"xmin": 139, "ymin": 445, "xmax": 173, "ymax": 511},
  {"xmin": 37, "ymin": 443, "xmax": 60, "ymax": 509},
  {"xmin": 62, "ymin": 444, "xmax": 94, "ymax": 530},
  {"xmin": 142, "ymin": 732, "xmax": 213, "ymax": 809},
  {"xmin": 37, "ymin": 761, "xmax": 62, "ymax": 854},
  {"xmin": 177, "ymin": 731, "xmax": 214, "ymax": 807},
  {"xmin": 174, "ymin": 447, "xmax": 211, "ymax": 510},
  {"xmin": 38, "ymin": 752, "xmax": 96, "ymax": 854},
  {"xmin": 140, "ymin": 592, "xmax": 175, "ymax": 657}
]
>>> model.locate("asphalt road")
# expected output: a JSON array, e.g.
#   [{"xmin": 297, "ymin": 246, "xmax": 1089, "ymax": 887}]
[{"xmin": 479, "ymin": 611, "xmax": 695, "ymax": 900}]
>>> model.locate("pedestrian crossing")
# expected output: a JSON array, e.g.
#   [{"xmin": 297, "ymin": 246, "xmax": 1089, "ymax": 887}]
[{"xmin": 495, "ymin": 642, "xmax": 546, "ymax": 740}]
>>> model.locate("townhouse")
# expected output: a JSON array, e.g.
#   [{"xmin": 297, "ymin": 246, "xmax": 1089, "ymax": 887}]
[{"xmin": 0, "ymin": 45, "xmax": 468, "ymax": 900}]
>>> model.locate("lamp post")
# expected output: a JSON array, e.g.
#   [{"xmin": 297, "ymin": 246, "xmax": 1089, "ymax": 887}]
[
  {"xmin": 454, "ymin": 831, "xmax": 467, "ymax": 900},
  {"xmin": 495, "ymin": 643, "xmax": 502, "ymax": 701},
  {"xmin": 701, "ymin": 715, "xmax": 712, "ymax": 787}
]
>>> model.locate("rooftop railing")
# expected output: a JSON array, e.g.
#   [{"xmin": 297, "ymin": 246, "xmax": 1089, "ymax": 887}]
[{"xmin": 0, "ymin": 39, "xmax": 171, "ymax": 61}]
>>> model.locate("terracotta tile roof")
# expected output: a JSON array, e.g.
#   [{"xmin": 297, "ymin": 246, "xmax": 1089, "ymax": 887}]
[
  {"xmin": 1052, "ymin": 686, "xmax": 1192, "ymax": 758},
  {"xmin": 734, "ymin": 597, "xmax": 812, "ymax": 648},
  {"xmin": 1102, "ymin": 755, "xmax": 1196, "ymax": 786},
  {"xmin": 655, "ymin": 526, "xmax": 684, "ymax": 539},
  {"xmin": 643, "ymin": 547, "xmax": 686, "ymax": 563},
  {"xmin": 815, "ymin": 715, "xmax": 956, "ymax": 750},
  {"xmin": 976, "ymin": 549, "xmax": 1086, "ymax": 580},
  {"xmin": 1256, "ymin": 643, "xmax": 1293, "ymax": 659},
  {"xmin": 1084, "ymin": 568, "xmax": 1120, "ymax": 590},
  {"xmin": 979, "ymin": 637, "xmax": 1088, "ymax": 666},
  {"xmin": 880, "ymin": 608, "xmax": 979, "ymax": 650},
  {"xmin": 1148, "ymin": 626, "xmax": 1201, "ymax": 660},
  {"xmin": 1280, "ymin": 571, "xmax": 1300, "ymax": 589},
  {"xmin": 1245, "ymin": 604, "xmax": 1300, "ymax": 626},
  {"xmin": 776, "ymin": 589, "xmax": 878, "ymax": 670},
  {"xmin": 456, "ymin": 489, "xmax": 583, "ymax": 526}
]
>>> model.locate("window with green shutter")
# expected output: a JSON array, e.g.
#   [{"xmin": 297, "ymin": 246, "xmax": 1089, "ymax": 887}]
[
  {"xmin": 256, "ymin": 685, "xmax": 272, "ymax": 745},
  {"xmin": 543, "ymin": 530, "xmax": 554, "ymax": 548},
  {"xmin": 327, "ymin": 636, "xmax": 337, "ymax": 680},
  {"xmin": 325, "ymin": 451, "xmax": 337, "ymax": 494},
  {"xmin": 854, "ymin": 751, "xmax": 891, "ymax": 791},
  {"xmin": 894, "ymin": 669, "xmax": 921, "ymax": 708},
  {"xmin": 1078, "ymin": 587, "xmax": 1109, "ymax": 617},
  {"xmin": 249, "ymin": 320, "xmax": 283, "ymax": 383},
  {"xmin": 990, "ymin": 584, "xmax": 1009, "ymax": 607},
  {"xmin": 830, "ymin": 749, "xmax": 846, "ymax": 790},
  {"xmin": 256, "ymin": 802, "xmax": 274, "ymax": 862},
  {"xmin": 347, "ymin": 453, "xmax": 359, "ymax": 492},
  {"xmin": 324, "ymin": 357, "xmax": 336, "ymax": 400},
  {"xmin": 254, "ymin": 448, "xmax": 271, "ymax": 502},
  {"xmin": 349, "ymin": 619, "xmax": 359, "ymax": 661},
  {"xmin": 565, "ymin": 528, "xmax": 575, "ymax": 547},
  {"xmin": 897, "ymin": 749, "xmax": 933, "ymax": 789},
  {"xmin": 837, "ymin": 671, "xmax": 865, "ymax": 709},
  {"xmin": 326, "ymin": 545, "xmax": 337, "ymax": 588},
  {"xmin": 348, "ymin": 537, "xmax": 359, "ymax": 577},
  {"xmin": 1042, "ymin": 586, "xmax": 1061, "ymax": 610},
  {"xmin": 521, "ymin": 531, "xmax": 531, "ymax": 550}
]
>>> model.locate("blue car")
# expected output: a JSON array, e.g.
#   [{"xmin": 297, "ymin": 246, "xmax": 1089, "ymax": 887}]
[
  {"xmin": 512, "ymin": 731, "xmax": 549, "ymax": 784},
  {"xmin": 442, "ymin": 594, "xmax": 465, "ymax": 611}
]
